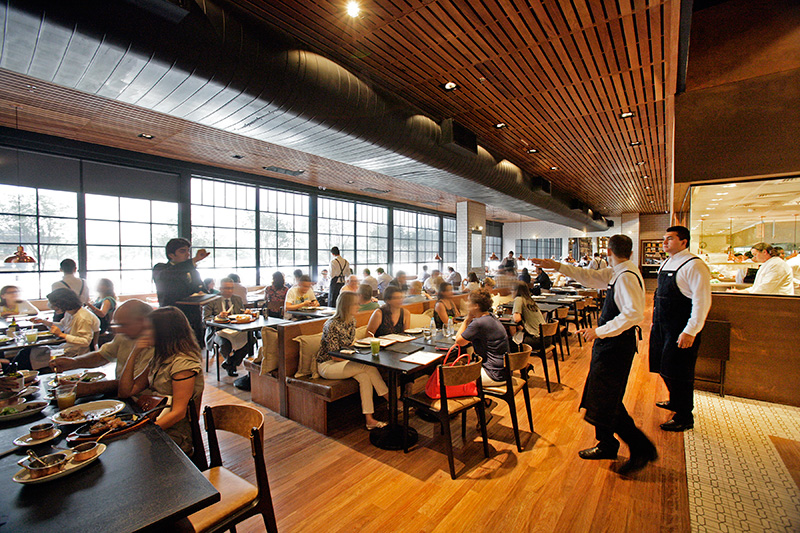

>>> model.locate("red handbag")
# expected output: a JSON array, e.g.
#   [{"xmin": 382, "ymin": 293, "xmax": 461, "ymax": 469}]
[{"xmin": 425, "ymin": 345, "xmax": 479, "ymax": 399}]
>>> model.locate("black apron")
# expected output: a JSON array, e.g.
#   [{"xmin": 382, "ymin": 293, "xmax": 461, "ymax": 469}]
[
  {"xmin": 649, "ymin": 256, "xmax": 702, "ymax": 382},
  {"xmin": 580, "ymin": 270, "xmax": 642, "ymax": 428}
]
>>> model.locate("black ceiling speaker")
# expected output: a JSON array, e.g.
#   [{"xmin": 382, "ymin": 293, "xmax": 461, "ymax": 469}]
[
  {"xmin": 527, "ymin": 175, "xmax": 552, "ymax": 195},
  {"xmin": 439, "ymin": 119, "xmax": 478, "ymax": 157}
]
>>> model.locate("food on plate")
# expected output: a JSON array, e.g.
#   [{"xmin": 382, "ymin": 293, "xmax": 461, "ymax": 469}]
[
  {"xmin": 1, "ymin": 406, "xmax": 20, "ymax": 415},
  {"xmin": 59, "ymin": 408, "xmax": 85, "ymax": 422},
  {"xmin": 88, "ymin": 415, "xmax": 127, "ymax": 435}
]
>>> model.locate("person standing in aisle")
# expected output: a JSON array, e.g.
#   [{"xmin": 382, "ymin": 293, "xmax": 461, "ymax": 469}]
[
  {"xmin": 328, "ymin": 247, "xmax": 351, "ymax": 308},
  {"xmin": 589, "ymin": 252, "xmax": 608, "ymax": 270},
  {"xmin": 650, "ymin": 226, "xmax": 711, "ymax": 432},
  {"xmin": 534, "ymin": 234, "xmax": 657, "ymax": 475}
]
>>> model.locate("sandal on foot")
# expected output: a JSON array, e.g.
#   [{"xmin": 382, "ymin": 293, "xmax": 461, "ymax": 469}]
[{"xmin": 366, "ymin": 421, "xmax": 387, "ymax": 430}]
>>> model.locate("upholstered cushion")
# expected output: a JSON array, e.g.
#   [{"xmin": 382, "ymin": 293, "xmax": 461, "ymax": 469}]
[
  {"xmin": 408, "ymin": 313, "xmax": 431, "ymax": 329},
  {"xmin": 407, "ymin": 391, "xmax": 481, "ymax": 412},
  {"xmin": 256, "ymin": 326, "xmax": 279, "ymax": 375},
  {"xmin": 491, "ymin": 294, "xmax": 513, "ymax": 308},
  {"xmin": 286, "ymin": 375, "xmax": 359, "ymax": 401},
  {"xmin": 484, "ymin": 376, "xmax": 526, "ymax": 395},
  {"xmin": 183, "ymin": 467, "xmax": 258, "ymax": 533},
  {"xmin": 355, "ymin": 325, "xmax": 368, "ymax": 340},
  {"xmin": 293, "ymin": 332, "xmax": 322, "ymax": 379}
]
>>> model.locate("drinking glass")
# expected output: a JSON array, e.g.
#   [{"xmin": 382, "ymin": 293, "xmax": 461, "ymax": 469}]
[
  {"xmin": 24, "ymin": 329, "xmax": 38, "ymax": 344},
  {"xmin": 370, "ymin": 339, "xmax": 381, "ymax": 356},
  {"xmin": 55, "ymin": 384, "xmax": 77, "ymax": 410}
]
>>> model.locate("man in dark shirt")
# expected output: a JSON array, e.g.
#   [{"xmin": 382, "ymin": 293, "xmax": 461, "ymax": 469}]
[
  {"xmin": 535, "ymin": 266, "xmax": 552, "ymax": 290},
  {"xmin": 152, "ymin": 238, "xmax": 209, "ymax": 344}
]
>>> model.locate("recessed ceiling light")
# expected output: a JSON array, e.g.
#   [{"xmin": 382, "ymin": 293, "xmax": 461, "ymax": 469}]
[
  {"xmin": 495, "ymin": 123, "xmax": 507, "ymax": 129},
  {"xmin": 620, "ymin": 111, "xmax": 636, "ymax": 119},
  {"xmin": 346, "ymin": 180, "xmax": 355, "ymax": 184},
  {"xmin": 550, "ymin": 166, "xmax": 558, "ymax": 170},
  {"xmin": 636, "ymin": 161, "xmax": 645, "ymax": 166},
  {"xmin": 526, "ymin": 148, "xmax": 539, "ymax": 154},
  {"xmin": 442, "ymin": 81, "xmax": 458, "ymax": 91},
  {"xmin": 231, "ymin": 154, "xmax": 243, "ymax": 159},
  {"xmin": 649, "ymin": 200, "xmax": 655, "ymax": 204},
  {"xmin": 716, "ymin": 192, "xmax": 729, "ymax": 195},
  {"xmin": 346, "ymin": 1, "xmax": 360, "ymax": 17},
  {"xmin": 645, "ymin": 186, "xmax": 650, "ymax": 189},
  {"xmin": 629, "ymin": 141, "xmax": 642, "ymax": 146},
  {"xmin": 642, "ymin": 175, "xmax": 649, "ymax": 179},
  {"xmin": 138, "ymin": 133, "xmax": 154, "ymax": 139}
]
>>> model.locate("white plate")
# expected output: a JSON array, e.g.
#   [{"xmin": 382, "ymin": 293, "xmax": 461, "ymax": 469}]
[
  {"xmin": 20, "ymin": 370, "xmax": 38, "ymax": 383},
  {"xmin": 0, "ymin": 400, "xmax": 46, "ymax": 422},
  {"xmin": 18, "ymin": 386, "xmax": 39, "ymax": 398},
  {"xmin": 48, "ymin": 371, "xmax": 106, "ymax": 388},
  {"xmin": 51, "ymin": 400, "xmax": 125, "ymax": 425},
  {"xmin": 13, "ymin": 444, "xmax": 106, "ymax": 484},
  {"xmin": 13, "ymin": 428, "xmax": 62, "ymax": 446},
  {"xmin": 405, "ymin": 328, "xmax": 423, "ymax": 334}
]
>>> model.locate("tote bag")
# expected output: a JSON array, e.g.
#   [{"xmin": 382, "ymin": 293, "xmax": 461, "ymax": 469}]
[{"xmin": 424, "ymin": 345, "xmax": 479, "ymax": 399}]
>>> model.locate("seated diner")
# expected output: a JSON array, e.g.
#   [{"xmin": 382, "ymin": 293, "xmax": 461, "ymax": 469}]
[
  {"xmin": 367, "ymin": 286, "xmax": 410, "ymax": 336},
  {"xmin": 454, "ymin": 288, "xmax": 508, "ymax": 387}
]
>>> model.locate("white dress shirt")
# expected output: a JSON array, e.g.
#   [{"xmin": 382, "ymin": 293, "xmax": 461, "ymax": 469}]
[
  {"xmin": 446, "ymin": 271, "xmax": 462, "ymax": 286},
  {"xmin": 376, "ymin": 273, "xmax": 392, "ymax": 292},
  {"xmin": 51, "ymin": 274, "xmax": 90, "ymax": 303},
  {"xmin": 786, "ymin": 254, "xmax": 800, "ymax": 295},
  {"xmin": 744, "ymin": 256, "xmax": 794, "ymax": 295},
  {"xmin": 362, "ymin": 275, "xmax": 378, "ymax": 291},
  {"xmin": 557, "ymin": 260, "xmax": 645, "ymax": 339},
  {"xmin": 659, "ymin": 249, "xmax": 712, "ymax": 336}
]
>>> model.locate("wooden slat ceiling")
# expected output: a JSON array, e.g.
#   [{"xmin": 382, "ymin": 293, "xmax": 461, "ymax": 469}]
[
  {"xmin": 231, "ymin": 0, "xmax": 679, "ymax": 215},
  {"xmin": 0, "ymin": 69, "xmax": 528, "ymax": 223}
]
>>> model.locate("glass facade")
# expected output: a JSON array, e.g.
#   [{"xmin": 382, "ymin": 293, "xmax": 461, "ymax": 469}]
[
  {"xmin": 85, "ymin": 193, "xmax": 179, "ymax": 296},
  {"xmin": 258, "ymin": 187, "xmax": 310, "ymax": 282},
  {"xmin": 0, "ymin": 184, "xmax": 79, "ymax": 299},
  {"xmin": 515, "ymin": 238, "xmax": 563, "ymax": 260},
  {"xmin": 442, "ymin": 217, "xmax": 457, "ymax": 264}
]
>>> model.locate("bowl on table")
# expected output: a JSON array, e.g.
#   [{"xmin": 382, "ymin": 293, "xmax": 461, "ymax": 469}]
[
  {"xmin": 30, "ymin": 422, "xmax": 56, "ymax": 440},
  {"xmin": 17, "ymin": 452, "xmax": 69, "ymax": 479},
  {"xmin": 71, "ymin": 442, "xmax": 101, "ymax": 462},
  {"xmin": 0, "ymin": 390, "xmax": 23, "ymax": 407}
]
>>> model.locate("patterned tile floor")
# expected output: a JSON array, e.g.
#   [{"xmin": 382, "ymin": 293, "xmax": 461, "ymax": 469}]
[{"xmin": 686, "ymin": 391, "xmax": 800, "ymax": 532}]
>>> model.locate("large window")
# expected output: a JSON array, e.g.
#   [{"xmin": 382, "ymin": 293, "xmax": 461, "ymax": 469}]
[
  {"xmin": 85, "ymin": 194, "xmax": 179, "ymax": 296},
  {"xmin": 393, "ymin": 210, "xmax": 440, "ymax": 277},
  {"xmin": 486, "ymin": 236, "xmax": 502, "ymax": 260},
  {"xmin": 191, "ymin": 177, "xmax": 257, "ymax": 285},
  {"xmin": 259, "ymin": 187, "xmax": 310, "ymax": 281},
  {"xmin": 356, "ymin": 203, "xmax": 389, "ymax": 273},
  {"xmin": 516, "ymin": 238, "xmax": 563, "ymax": 260},
  {"xmin": 442, "ymin": 217, "xmax": 456, "ymax": 264},
  {"xmin": 317, "ymin": 198, "xmax": 355, "ymax": 273},
  {"xmin": 0, "ymin": 184, "xmax": 79, "ymax": 299}
]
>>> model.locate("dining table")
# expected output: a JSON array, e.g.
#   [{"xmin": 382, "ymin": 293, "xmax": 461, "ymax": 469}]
[
  {"xmin": 0, "ymin": 364, "xmax": 220, "ymax": 532},
  {"xmin": 330, "ymin": 338, "xmax": 445, "ymax": 450},
  {"xmin": 0, "ymin": 315, "xmax": 62, "ymax": 355},
  {"xmin": 287, "ymin": 306, "xmax": 337, "ymax": 319}
]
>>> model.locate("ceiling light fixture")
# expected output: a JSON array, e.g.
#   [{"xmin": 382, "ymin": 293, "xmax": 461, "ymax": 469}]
[
  {"xmin": 495, "ymin": 123, "xmax": 507, "ymax": 129},
  {"xmin": 645, "ymin": 186, "xmax": 650, "ymax": 190},
  {"xmin": 716, "ymin": 192, "xmax": 729, "ymax": 196},
  {"xmin": 346, "ymin": 180, "xmax": 355, "ymax": 184},
  {"xmin": 442, "ymin": 81, "xmax": 458, "ymax": 91},
  {"xmin": 629, "ymin": 141, "xmax": 642, "ymax": 146},
  {"xmin": 346, "ymin": 1, "xmax": 360, "ymax": 17},
  {"xmin": 636, "ymin": 161, "xmax": 645, "ymax": 166},
  {"xmin": 231, "ymin": 154, "xmax": 243, "ymax": 159},
  {"xmin": 138, "ymin": 133, "xmax": 154, "ymax": 139},
  {"xmin": 550, "ymin": 166, "xmax": 558, "ymax": 170},
  {"xmin": 642, "ymin": 175, "xmax": 649, "ymax": 179},
  {"xmin": 620, "ymin": 111, "xmax": 635, "ymax": 119},
  {"xmin": 526, "ymin": 148, "xmax": 539, "ymax": 153}
]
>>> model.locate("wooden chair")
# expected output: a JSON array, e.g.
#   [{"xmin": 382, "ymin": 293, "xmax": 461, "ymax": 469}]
[
  {"xmin": 175, "ymin": 404, "xmax": 278, "ymax": 533},
  {"xmin": 565, "ymin": 300, "xmax": 588, "ymax": 346},
  {"xmin": 205, "ymin": 342, "xmax": 222, "ymax": 381},
  {"xmin": 402, "ymin": 356, "xmax": 490, "ymax": 479},
  {"xmin": 534, "ymin": 322, "xmax": 561, "ymax": 393},
  {"xmin": 483, "ymin": 346, "xmax": 533, "ymax": 452},
  {"xmin": 555, "ymin": 306, "xmax": 570, "ymax": 359}
]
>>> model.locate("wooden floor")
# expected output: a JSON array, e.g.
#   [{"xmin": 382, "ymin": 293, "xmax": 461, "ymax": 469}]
[{"xmin": 200, "ymin": 294, "xmax": 690, "ymax": 532}]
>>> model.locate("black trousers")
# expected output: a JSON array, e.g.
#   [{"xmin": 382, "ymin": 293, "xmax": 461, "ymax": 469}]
[
  {"xmin": 329, "ymin": 282, "xmax": 344, "ymax": 308},
  {"xmin": 217, "ymin": 338, "xmax": 251, "ymax": 368},
  {"xmin": 664, "ymin": 376, "xmax": 695, "ymax": 422},
  {"xmin": 593, "ymin": 403, "xmax": 652, "ymax": 455}
]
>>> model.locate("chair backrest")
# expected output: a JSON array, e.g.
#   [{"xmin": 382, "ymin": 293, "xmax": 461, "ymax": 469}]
[
  {"xmin": 539, "ymin": 321, "xmax": 559, "ymax": 338},
  {"xmin": 585, "ymin": 297, "xmax": 594, "ymax": 307},
  {"xmin": 507, "ymin": 344, "xmax": 532, "ymax": 371},
  {"xmin": 203, "ymin": 404, "xmax": 270, "ymax": 497},
  {"xmin": 574, "ymin": 300, "xmax": 585, "ymax": 310},
  {"xmin": 187, "ymin": 398, "xmax": 208, "ymax": 471},
  {"xmin": 556, "ymin": 306, "xmax": 568, "ymax": 319},
  {"xmin": 440, "ymin": 357, "xmax": 482, "ymax": 387}
]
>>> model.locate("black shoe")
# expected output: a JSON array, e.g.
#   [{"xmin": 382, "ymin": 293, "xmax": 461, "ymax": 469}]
[
  {"xmin": 234, "ymin": 374, "xmax": 251, "ymax": 391},
  {"xmin": 655, "ymin": 401, "xmax": 674, "ymax": 410},
  {"xmin": 660, "ymin": 419, "xmax": 694, "ymax": 432},
  {"xmin": 618, "ymin": 446, "xmax": 658, "ymax": 476},
  {"xmin": 578, "ymin": 446, "xmax": 618, "ymax": 460}
]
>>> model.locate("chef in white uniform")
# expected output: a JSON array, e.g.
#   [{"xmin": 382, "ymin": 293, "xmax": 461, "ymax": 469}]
[{"xmin": 728, "ymin": 242, "xmax": 794, "ymax": 295}]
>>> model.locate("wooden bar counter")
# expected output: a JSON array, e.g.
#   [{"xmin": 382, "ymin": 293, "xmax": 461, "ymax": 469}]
[{"xmin": 696, "ymin": 293, "xmax": 800, "ymax": 407}]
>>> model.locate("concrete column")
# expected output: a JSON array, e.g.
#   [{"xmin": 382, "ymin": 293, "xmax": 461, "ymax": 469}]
[
  {"xmin": 456, "ymin": 200, "xmax": 486, "ymax": 277},
  {"xmin": 621, "ymin": 213, "xmax": 641, "ymax": 266}
]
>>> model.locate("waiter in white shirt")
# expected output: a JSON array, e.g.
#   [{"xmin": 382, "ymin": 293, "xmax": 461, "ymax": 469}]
[
  {"xmin": 589, "ymin": 252, "xmax": 607, "ymax": 270},
  {"xmin": 649, "ymin": 226, "xmax": 711, "ymax": 432},
  {"xmin": 328, "ymin": 246, "xmax": 351, "ymax": 307},
  {"xmin": 534, "ymin": 234, "xmax": 657, "ymax": 476},
  {"xmin": 728, "ymin": 242, "xmax": 794, "ymax": 295}
]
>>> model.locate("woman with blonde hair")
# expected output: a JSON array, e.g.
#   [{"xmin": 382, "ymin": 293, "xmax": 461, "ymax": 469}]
[{"xmin": 317, "ymin": 291, "xmax": 389, "ymax": 430}]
